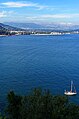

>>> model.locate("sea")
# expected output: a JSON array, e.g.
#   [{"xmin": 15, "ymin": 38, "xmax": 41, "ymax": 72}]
[{"xmin": 0, "ymin": 34, "xmax": 79, "ymax": 112}]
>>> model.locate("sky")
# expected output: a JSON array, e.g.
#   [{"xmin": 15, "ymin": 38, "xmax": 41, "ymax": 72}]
[{"xmin": 0, "ymin": 0, "xmax": 79, "ymax": 24}]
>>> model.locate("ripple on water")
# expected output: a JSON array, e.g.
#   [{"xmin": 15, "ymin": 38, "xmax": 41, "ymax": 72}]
[{"xmin": 0, "ymin": 34, "xmax": 79, "ymax": 112}]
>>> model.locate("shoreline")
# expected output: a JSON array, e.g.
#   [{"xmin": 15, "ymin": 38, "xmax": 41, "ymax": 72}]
[
  {"xmin": 0, "ymin": 35, "xmax": 7, "ymax": 37},
  {"xmin": 0, "ymin": 33, "xmax": 79, "ymax": 37},
  {"xmin": 31, "ymin": 33, "xmax": 63, "ymax": 36}
]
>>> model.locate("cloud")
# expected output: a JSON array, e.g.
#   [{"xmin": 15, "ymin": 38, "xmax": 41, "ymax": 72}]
[
  {"xmin": 2, "ymin": 2, "xmax": 33, "ymax": 8},
  {"xmin": 0, "ymin": 11, "xmax": 15, "ymax": 18},
  {"xmin": 24, "ymin": 14, "xmax": 79, "ymax": 22},
  {"xmin": 40, "ymin": 14, "xmax": 79, "ymax": 19},
  {"xmin": 26, "ymin": 14, "xmax": 79, "ymax": 20},
  {"xmin": 0, "ymin": 11, "xmax": 7, "ymax": 18},
  {"xmin": 1, "ymin": 1, "xmax": 50, "ymax": 10}
]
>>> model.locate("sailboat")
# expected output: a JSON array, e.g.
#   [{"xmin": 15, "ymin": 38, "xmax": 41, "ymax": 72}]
[{"xmin": 64, "ymin": 81, "xmax": 77, "ymax": 96}]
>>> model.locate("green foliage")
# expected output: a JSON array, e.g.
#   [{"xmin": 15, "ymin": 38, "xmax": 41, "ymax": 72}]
[
  {"xmin": 0, "ymin": 114, "xmax": 6, "ymax": 119},
  {"xmin": 5, "ymin": 88, "xmax": 79, "ymax": 119},
  {"xmin": 6, "ymin": 91, "xmax": 22, "ymax": 119}
]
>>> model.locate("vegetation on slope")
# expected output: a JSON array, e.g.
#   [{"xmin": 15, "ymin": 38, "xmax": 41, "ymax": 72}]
[{"xmin": 1, "ymin": 88, "xmax": 79, "ymax": 119}]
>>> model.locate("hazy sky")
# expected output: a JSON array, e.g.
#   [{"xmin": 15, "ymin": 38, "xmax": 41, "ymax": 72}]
[{"xmin": 0, "ymin": 0, "xmax": 79, "ymax": 24}]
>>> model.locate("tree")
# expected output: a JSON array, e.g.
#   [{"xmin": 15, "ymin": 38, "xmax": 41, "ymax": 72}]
[
  {"xmin": 6, "ymin": 91, "xmax": 22, "ymax": 119},
  {"xmin": 6, "ymin": 88, "xmax": 79, "ymax": 119}
]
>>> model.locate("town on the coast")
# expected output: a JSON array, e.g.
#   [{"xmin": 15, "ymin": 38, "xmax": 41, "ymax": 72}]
[{"xmin": 0, "ymin": 23, "xmax": 79, "ymax": 36}]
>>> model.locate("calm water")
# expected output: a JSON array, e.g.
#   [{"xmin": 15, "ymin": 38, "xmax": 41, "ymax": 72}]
[{"xmin": 0, "ymin": 34, "xmax": 79, "ymax": 111}]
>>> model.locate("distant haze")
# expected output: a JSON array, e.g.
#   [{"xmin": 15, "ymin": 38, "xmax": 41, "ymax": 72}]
[{"xmin": 4, "ymin": 22, "xmax": 79, "ymax": 30}]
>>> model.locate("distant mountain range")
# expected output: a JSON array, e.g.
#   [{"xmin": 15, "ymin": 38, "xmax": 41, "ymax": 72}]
[
  {"xmin": 4, "ymin": 22, "xmax": 43, "ymax": 30},
  {"xmin": 0, "ymin": 22, "xmax": 79, "ymax": 35},
  {"xmin": 4, "ymin": 22, "xmax": 79, "ymax": 31}
]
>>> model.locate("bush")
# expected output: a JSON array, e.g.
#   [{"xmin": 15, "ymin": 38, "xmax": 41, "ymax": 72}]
[{"xmin": 6, "ymin": 88, "xmax": 79, "ymax": 119}]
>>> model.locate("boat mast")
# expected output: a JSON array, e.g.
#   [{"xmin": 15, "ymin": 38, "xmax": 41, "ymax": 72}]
[{"xmin": 71, "ymin": 81, "xmax": 73, "ymax": 92}]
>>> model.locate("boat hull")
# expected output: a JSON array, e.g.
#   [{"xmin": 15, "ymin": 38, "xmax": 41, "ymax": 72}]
[{"xmin": 64, "ymin": 92, "xmax": 77, "ymax": 96}]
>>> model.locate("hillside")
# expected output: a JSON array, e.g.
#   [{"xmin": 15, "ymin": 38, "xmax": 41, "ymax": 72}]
[
  {"xmin": 0, "ymin": 23, "xmax": 26, "ymax": 35},
  {"xmin": 4, "ymin": 22, "xmax": 43, "ymax": 29},
  {"xmin": 5, "ymin": 22, "xmax": 79, "ymax": 31},
  {"xmin": 0, "ymin": 23, "xmax": 24, "ymax": 31},
  {"xmin": 0, "ymin": 22, "xmax": 79, "ymax": 36}
]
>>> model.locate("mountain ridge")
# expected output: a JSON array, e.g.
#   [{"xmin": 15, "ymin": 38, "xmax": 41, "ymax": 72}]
[{"xmin": 4, "ymin": 22, "xmax": 79, "ymax": 31}]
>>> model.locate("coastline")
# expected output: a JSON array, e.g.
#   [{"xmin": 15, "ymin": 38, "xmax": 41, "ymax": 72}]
[
  {"xmin": 31, "ymin": 33, "xmax": 63, "ymax": 36},
  {"xmin": 0, "ymin": 32, "xmax": 79, "ymax": 37},
  {"xmin": 0, "ymin": 35, "xmax": 7, "ymax": 37}
]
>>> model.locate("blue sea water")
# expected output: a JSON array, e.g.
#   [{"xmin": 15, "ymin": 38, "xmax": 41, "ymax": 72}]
[{"xmin": 0, "ymin": 34, "xmax": 79, "ymax": 111}]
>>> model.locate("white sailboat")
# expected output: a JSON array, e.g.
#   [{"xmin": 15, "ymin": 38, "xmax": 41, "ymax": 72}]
[{"xmin": 64, "ymin": 81, "xmax": 77, "ymax": 96}]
